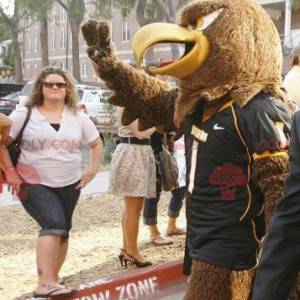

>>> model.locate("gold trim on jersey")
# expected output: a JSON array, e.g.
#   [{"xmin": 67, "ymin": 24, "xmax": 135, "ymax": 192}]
[
  {"xmin": 251, "ymin": 219, "xmax": 261, "ymax": 243},
  {"xmin": 252, "ymin": 150, "xmax": 288, "ymax": 160},
  {"xmin": 230, "ymin": 104, "xmax": 252, "ymax": 222}
]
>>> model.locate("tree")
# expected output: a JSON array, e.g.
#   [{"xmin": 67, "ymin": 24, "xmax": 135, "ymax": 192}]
[
  {"xmin": 135, "ymin": 0, "xmax": 189, "ymax": 64},
  {"xmin": 92, "ymin": 0, "xmax": 114, "ymax": 19},
  {"xmin": 0, "ymin": 21, "xmax": 12, "ymax": 41},
  {"xmin": 57, "ymin": 0, "xmax": 85, "ymax": 82},
  {"xmin": 0, "ymin": 0, "xmax": 25, "ymax": 82},
  {"xmin": 22, "ymin": 0, "xmax": 55, "ymax": 67}
]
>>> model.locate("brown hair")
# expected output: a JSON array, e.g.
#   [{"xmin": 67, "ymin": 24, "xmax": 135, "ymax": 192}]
[
  {"xmin": 292, "ymin": 55, "xmax": 300, "ymax": 66},
  {"xmin": 27, "ymin": 66, "xmax": 78, "ymax": 112}
]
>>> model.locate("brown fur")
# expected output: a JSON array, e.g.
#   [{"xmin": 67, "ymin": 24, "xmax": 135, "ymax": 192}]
[
  {"xmin": 81, "ymin": 0, "xmax": 286, "ymax": 131},
  {"xmin": 81, "ymin": 20, "xmax": 175, "ymax": 130},
  {"xmin": 251, "ymin": 156, "xmax": 289, "ymax": 231},
  {"xmin": 184, "ymin": 260, "xmax": 254, "ymax": 300},
  {"xmin": 252, "ymin": 156, "xmax": 300, "ymax": 298},
  {"xmin": 174, "ymin": 0, "xmax": 286, "ymax": 126},
  {"xmin": 81, "ymin": 2, "xmax": 291, "ymax": 298}
]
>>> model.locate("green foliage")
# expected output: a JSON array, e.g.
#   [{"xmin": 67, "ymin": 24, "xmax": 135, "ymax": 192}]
[
  {"xmin": 93, "ymin": 0, "xmax": 114, "ymax": 19},
  {"xmin": 68, "ymin": 0, "xmax": 85, "ymax": 19},
  {"xmin": 0, "ymin": 42, "xmax": 14, "ymax": 67},
  {"xmin": 19, "ymin": 0, "xmax": 55, "ymax": 19},
  {"xmin": 114, "ymin": 0, "xmax": 137, "ymax": 17},
  {"xmin": 0, "ymin": 21, "xmax": 11, "ymax": 41},
  {"xmin": 293, "ymin": 0, "xmax": 300, "ymax": 10}
]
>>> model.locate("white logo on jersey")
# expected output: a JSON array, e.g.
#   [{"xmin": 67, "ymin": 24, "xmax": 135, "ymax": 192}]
[{"xmin": 213, "ymin": 123, "xmax": 225, "ymax": 130}]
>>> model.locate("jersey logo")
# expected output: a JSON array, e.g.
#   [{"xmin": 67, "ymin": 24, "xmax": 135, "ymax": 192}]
[
  {"xmin": 191, "ymin": 125, "xmax": 208, "ymax": 142},
  {"xmin": 213, "ymin": 123, "xmax": 225, "ymax": 130},
  {"xmin": 208, "ymin": 163, "xmax": 247, "ymax": 201}
]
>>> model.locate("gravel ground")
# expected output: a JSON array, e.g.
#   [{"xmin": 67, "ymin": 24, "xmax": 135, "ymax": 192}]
[{"xmin": 0, "ymin": 192, "xmax": 186, "ymax": 300}]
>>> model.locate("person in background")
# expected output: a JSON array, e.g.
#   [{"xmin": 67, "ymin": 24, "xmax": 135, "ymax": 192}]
[
  {"xmin": 166, "ymin": 135, "xmax": 186, "ymax": 236},
  {"xmin": 0, "ymin": 113, "xmax": 22, "ymax": 190},
  {"xmin": 283, "ymin": 53, "xmax": 300, "ymax": 106},
  {"xmin": 0, "ymin": 67, "xmax": 102, "ymax": 298},
  {"xmin": 143, "ymin": 133, "xmax": 185, "ymax": 245},
  {"xmin": 251, "ymin": 109, "xmax": 300, "ymax": 300},
  {"xmin": 143, "ymin": 132, "xmax": 173, "ymax": 245},
  {"xmin": 109, "ymin": 106, "xmax": 156, "ymax": 268}
]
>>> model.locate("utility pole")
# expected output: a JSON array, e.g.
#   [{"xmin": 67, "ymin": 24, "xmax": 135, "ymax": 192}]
[
  {"xmin": 284, "ymin": 0, "xmax": 292, "ymax": 49},
  {"xmin": 65, "ymin": 0, "xmax": 69, "ymax": 70}
]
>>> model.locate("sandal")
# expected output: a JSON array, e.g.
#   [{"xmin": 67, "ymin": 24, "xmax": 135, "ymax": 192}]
[
  {"xmin": 151, "ymin": 235, "xmax": 173, "ymax": 246},
  {"xmin": 33, "ymin": 283, "xmax": 76, "ymax": 299}
]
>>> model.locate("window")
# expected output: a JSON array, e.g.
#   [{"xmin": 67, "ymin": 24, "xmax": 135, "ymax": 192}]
[
  {"xmin": 61, "ymin": 29, "xmax": 66, "ymax": 49},
  {"xmin": 34, "ymin": 34, "xmax": 38, "ymax": 52},
  {"xmin": 61, "ymin": 7, "xmax": 67, "ymax": 21},
  {"xmin": 122, "ymin": 17, "xmax": 130, "ymax": 42},
  {"xmin": 26, "ymin": 34, "xmax": 31, "ymax": 53},
  {"xmin": 81, "ymin": 61, "xmax": 87, "ymax": 77},
  {"xmin": 51, "ymin": 30, "xmax": 56, "ymax": 49},
  {"xmin": 51, "ymin": 7, "xmax": 57, "ymax": 24}
]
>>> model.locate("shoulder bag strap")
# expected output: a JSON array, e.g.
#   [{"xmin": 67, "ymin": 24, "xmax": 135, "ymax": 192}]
[{"xmin": 14, "ymin": 106, "xmax": 32, "ymax": 145}]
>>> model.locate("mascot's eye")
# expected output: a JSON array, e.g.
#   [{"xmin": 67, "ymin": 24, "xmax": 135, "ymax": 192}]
[
  {"xmin": 188, "ymin": 21, "xmax": 198, "ymax": 30},
  {"xmin": 196, "ymin": 8, "xmax": 224, "ymax": 31}
]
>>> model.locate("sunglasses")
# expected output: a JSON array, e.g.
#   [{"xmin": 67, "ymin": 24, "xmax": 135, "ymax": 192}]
[{"xmin": 43, "ymin": 81, "xmax": 67, "ymax": 89}]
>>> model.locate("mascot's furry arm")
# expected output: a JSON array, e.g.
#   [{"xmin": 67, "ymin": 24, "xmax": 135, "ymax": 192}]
[
  {"xmin": 252, "ymin": 156, "xmax": 289, "ymax": 231},
  {"xmin": 237, "ymin": 97, "xmax": 291, "ymax": 232},
  {"xmin": 81, "ymin": 20, "xmax": 177, "ymax": 132}
]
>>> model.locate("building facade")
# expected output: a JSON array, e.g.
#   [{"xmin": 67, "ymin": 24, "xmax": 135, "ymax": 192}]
[{"xmin": 19, "ymin": 0, "xmax": 300, "ymax": 82}]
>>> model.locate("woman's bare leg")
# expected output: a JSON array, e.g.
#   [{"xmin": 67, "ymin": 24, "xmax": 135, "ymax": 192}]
[
  {"xmin": 123, "ymin": 196, "xmax": 144, "ymax": 260},
  {"xmin": 54, "ymin": 240, "xmax": 68, "ymax": 282},
  {"xmin": 122, "ymin": 211, "xmax": 127, "ymax": 251},
  {"xmin": 35, "ymin": 235, "xmax": 61, "ymax": 292}
]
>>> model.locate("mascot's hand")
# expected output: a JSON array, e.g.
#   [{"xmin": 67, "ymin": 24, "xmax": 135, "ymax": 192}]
[
  {"xmin": 81, "ymin": 19, "xmax": 176, "ymax": 132},
  {"xmin": 81, "ymin": 19, "xmax": 113, "ymax": 65}
]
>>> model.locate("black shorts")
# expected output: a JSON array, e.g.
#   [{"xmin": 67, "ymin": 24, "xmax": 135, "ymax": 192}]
[{"xmin": 20, "ymin": 181, "xmax": 81, "ymax": 239}]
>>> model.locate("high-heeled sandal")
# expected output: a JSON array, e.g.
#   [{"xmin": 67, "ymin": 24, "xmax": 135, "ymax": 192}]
[
  {"xmin": 123, "ymin": 253, "xmax": 152, "ymax": 268},
  {"xmin": 118, "ymin": 248, "xmax": 127, "ymax": 267}
]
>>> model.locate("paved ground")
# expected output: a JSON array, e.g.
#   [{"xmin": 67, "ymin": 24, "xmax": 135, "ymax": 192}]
[{"xmin": 0, "ymin": 171, "xmax": 110, "ymax": 207}]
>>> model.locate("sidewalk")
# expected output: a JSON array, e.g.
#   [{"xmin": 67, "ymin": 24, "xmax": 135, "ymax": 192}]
[{"xmin": 0, "ymin": 171, "xmax": 110, "ymax": 207}]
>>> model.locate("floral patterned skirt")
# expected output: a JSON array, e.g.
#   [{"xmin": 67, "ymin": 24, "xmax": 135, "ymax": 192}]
[{"xmin": 108, "ymin": 143, "xmax": 156, "ymax": 198}]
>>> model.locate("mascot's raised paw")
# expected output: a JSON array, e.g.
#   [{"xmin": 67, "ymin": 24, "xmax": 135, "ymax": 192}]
[
  {"xmin": 80, "ymin": 19, "xmax": 176, "ymax": 132},
  {"xmin": 81, "ymin": 19, "xmax": 113, "ymax": 63}
]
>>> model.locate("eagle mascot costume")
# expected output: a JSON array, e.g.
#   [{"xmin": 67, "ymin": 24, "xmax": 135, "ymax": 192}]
[{"xmin": 81, "ymin": 0, "xmax": 294, "ymax": 299}]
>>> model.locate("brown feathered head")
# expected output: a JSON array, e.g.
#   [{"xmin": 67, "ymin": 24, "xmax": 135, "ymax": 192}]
[{"xmin": 133, "ymin": 0, "xmax": 285, "ymax": 126}]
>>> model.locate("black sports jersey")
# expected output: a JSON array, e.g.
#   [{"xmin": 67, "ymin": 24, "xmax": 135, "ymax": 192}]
[{"xmin": 184, "ymin": 93, "xmax": 291, "ymax": 270}]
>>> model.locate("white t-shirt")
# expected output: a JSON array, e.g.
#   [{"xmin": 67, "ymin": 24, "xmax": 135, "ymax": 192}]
[
  {"xmin": 283, "ymin": 66, "xmax": 300, "ymax": 106},
  {"xmin": 9, "ymin": 106, "xmax": 99, "ymax": 187},
  {"xmin": 173, "ymin": 136, "xmax": 186, "ymax": 188}
]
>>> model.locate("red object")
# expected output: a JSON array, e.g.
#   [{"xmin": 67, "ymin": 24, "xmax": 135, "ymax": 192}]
[
  {"xmin": 62, "ymin": 260, "xmax": 187, "ymax": 300},
  {"xmin": 158, "ymin": 61, "xmax": 174, "ymax": 68},
  {"xmin": 208, "ymin": 163, "xmax": 247, "ymax": 201},
  {"xmin": 16, "ymin": 162, "xmax": 40, "ymax": 185},
  {"xmin": 78, "ymin": 103, "xmax": 86, "ymax": 111},
  {"xmin": 0, "ymin": 170, "xmax": 4, "ymax": 193}
]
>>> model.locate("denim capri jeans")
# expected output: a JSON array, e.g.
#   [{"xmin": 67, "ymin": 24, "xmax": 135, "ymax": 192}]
[{"xmin": 20, "ymin": 181, "xmax": 80, "ymax": 240}]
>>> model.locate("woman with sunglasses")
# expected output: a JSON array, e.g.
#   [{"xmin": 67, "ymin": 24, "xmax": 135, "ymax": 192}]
[{"xmin": 0, "ymin": 67, "xmax": 102, "ymax": 298}]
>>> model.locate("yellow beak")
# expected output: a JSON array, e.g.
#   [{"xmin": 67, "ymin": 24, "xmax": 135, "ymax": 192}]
[{"xmin": 132, "ymin": 22, "xmax": 209, "ymax": 79}]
